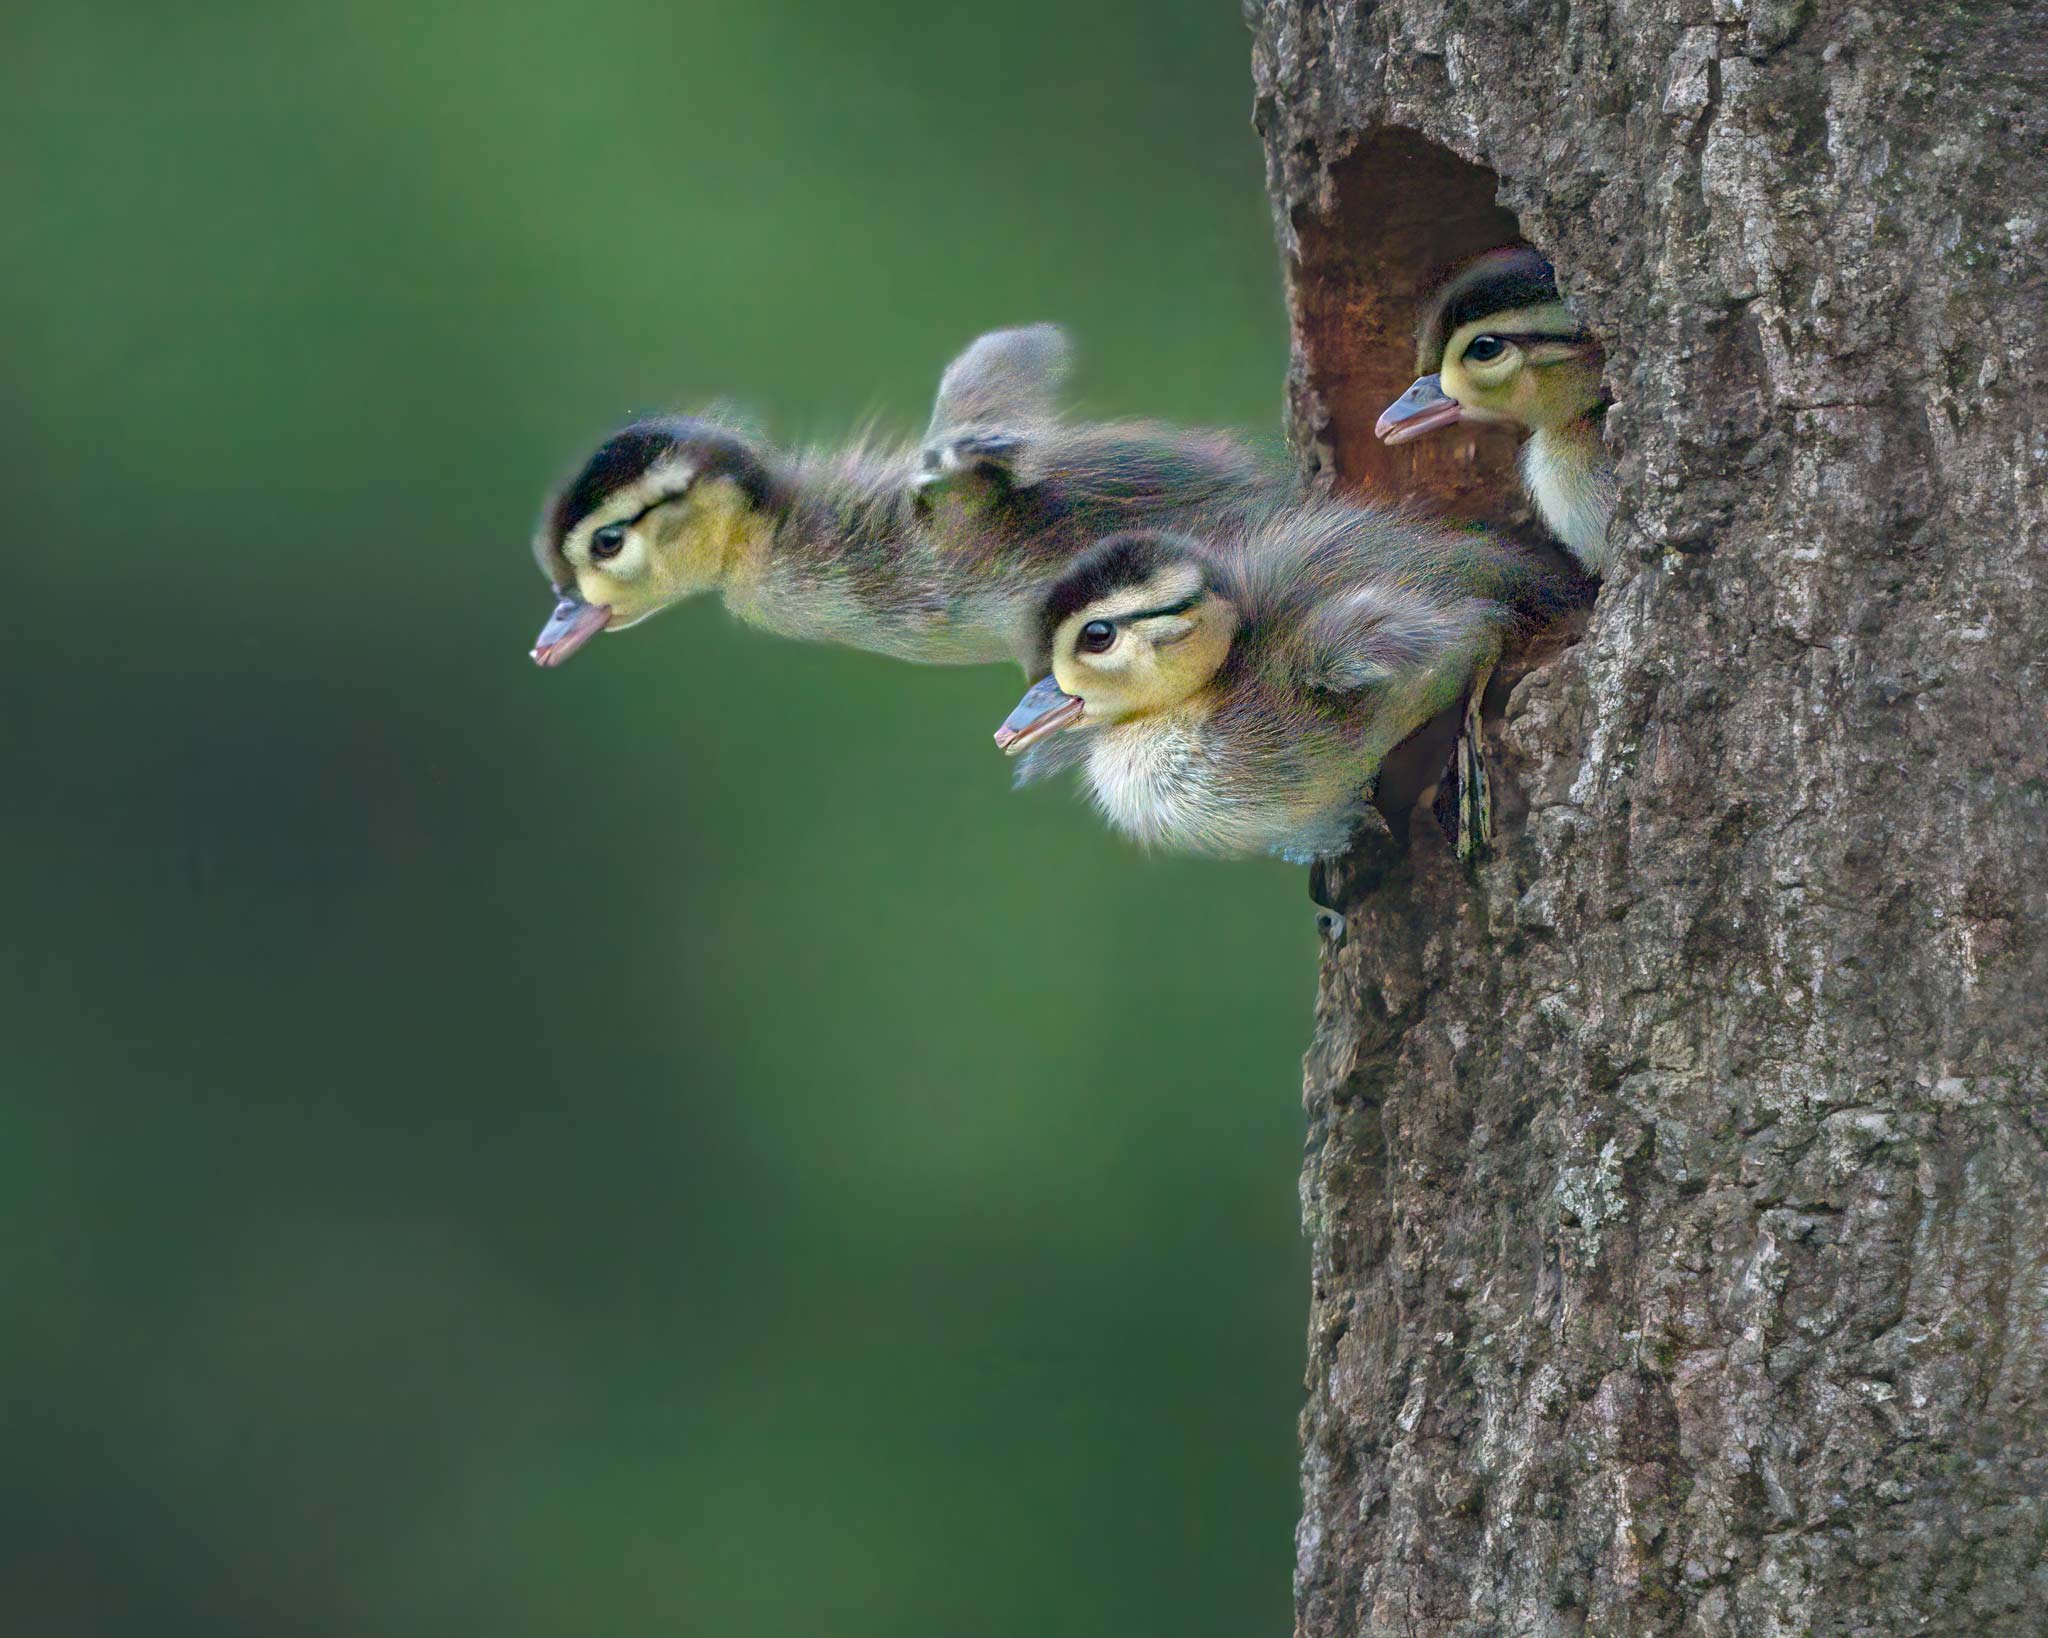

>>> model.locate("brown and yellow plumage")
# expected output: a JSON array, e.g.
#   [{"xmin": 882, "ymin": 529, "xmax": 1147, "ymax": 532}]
[
  {"xmin": 997, "ymin": 500, "xmax": 1565, "ymax": 863},
  {"xmin": 529, "ymin": 325, "xmax": 1281, "ymax": 668},
  {"xmin": 1375, "ymin": 249, "xmax": 1614, "ymax": 574}
]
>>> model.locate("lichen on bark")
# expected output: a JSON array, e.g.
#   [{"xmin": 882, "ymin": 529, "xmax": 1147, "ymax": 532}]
[{"xmin": 1249, "ymin": 1, "xmax": 2048, "ymax": 1632}]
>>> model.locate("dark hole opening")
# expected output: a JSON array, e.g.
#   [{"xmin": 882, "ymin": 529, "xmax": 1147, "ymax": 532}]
[{"xmin": 1286, "ymin": 129, "xmax": 1593, "ymax": 867}]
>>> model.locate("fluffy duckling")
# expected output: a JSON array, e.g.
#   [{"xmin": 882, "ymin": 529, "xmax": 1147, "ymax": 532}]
[
  {"xmin": 530, "ymin": 325, "xmax": 1274, "ymax": 668},
  {"xmin": 1375, "ymin": 249, "xmax": 1614, "ymax": 575},
  {"xmin": 993, "ymin": 508, "xmax": 1547, "ymax": 871}
]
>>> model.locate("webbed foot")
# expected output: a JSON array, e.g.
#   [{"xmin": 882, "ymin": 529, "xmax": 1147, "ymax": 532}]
[
  {"xmin": 1455, "ymin": 664, "xmax": 1495, "ymax": 865},
  {"xmin": 1309, "ymin": 859, "xmax": 1347, "ymax": 947},
  {"xmin": 915, "ymin": 429, "xmax": 1029, "ymax": 491}
]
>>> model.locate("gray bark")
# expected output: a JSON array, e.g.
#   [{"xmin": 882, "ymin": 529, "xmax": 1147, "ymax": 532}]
[{"xmin": 1248, "ymin": 3, "xmax": 2048, "ymax": 1633}]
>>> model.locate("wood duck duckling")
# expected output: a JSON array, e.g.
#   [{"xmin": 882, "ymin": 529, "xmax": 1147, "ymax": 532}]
[
  {"xmin": 993, "ymin": 509, "xmax": 1548, "ymax": 903},
  {"xmin": 530, "ymin": 325, "xmax": 1275, "ymax": 669},
  {"xmin": 1374, "ymin": 248, "xmax": 1614, "ymax": 575}
]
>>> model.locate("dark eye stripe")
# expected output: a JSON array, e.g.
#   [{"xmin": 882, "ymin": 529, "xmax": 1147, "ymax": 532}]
[
  {"xmin": 1470, "ymin": 330, "xmax": 1593, "ymax": 348},
  {"xmin": 623, "ymin": 487, "xmax": 687, "ymax": 528},
  {"xmin": 592, "ymin": 485, "xmax": 691, "ymax": 545},
  {"xmin": 1118, "ymin": 591, "xmax": 1205, "ymax": 625}
]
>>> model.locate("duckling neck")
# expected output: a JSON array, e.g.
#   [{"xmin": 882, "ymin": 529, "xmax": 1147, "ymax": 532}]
[
  {"xmin": 1081, "ymin": 697, "xmax": 1220, "ymax": 847},
  {"xmin": 1521, "ymin": 410, "xmax": 1615, "ymax": 576}
]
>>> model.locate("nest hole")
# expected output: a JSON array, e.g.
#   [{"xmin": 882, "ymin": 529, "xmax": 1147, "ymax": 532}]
[{"xmin": 1287, "ymin": 130, "xmax": 1592, "ymax": 864}]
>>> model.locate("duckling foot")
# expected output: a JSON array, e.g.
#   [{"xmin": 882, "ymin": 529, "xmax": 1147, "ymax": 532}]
[
  {"xmin": 1455, "ymin": 665, "xmax": 1495, "ymax": 865},
  {"xmin": 1309, "ymin": 860, "xmax": 1347, "ymax": 947},
  {"xmin": 916, "ymin": 430, "xmax": 1028, "ymax": 490}
]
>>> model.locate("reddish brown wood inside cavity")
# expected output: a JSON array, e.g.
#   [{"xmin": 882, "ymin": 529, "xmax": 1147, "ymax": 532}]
[{"xmin": 1290, "ymin": 130, "xmax": 1527, "ymax": 525}]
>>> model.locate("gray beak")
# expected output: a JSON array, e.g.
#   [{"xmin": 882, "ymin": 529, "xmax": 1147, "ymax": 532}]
[
  {"xmin": 994, "ymin": 674, "xmax": 1086, "ymax": 755},
  {"xmin": 531, "ymin": 591, "xmax": 611, "ymax": 668},
  {"xmin": 1375, "ymin": 374, "xmax": 1465, "ymax": 445}
]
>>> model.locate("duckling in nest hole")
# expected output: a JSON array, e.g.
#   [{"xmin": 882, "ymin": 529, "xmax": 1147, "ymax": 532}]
[
  {"xmin": 530, "ymin": 325, "xmax": 1278, "ymax": 669},
  {"xmin": 1376, "ymin": 249, "xmax": 1614, "ymax": 576}
]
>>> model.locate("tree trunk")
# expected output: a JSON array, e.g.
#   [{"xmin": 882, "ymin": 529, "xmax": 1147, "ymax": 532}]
[{"xmin": 1249, "ymin": 3, "xmax": 2048, "ymax": 1634}]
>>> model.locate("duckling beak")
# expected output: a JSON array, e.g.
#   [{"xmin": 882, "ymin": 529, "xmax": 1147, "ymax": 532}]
[
  {"xmin": 1375, "ymin": 374, "xmax": 1465, "ymax": 445},
  {"xmin": 531, "ymin": 591, "xmax": 612, "ymax": 667},
  {"xmin": 994, "ymin": 674, "xmax": 1085, "ymax": 756}
]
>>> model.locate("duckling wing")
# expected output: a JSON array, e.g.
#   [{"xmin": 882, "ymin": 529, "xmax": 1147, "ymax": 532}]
[
  {"xmin": 1293, "ymin": 585, "xmax": 1503, "ymax": 696},
  {"xmin": 926, "ymin": 324, "xmax": 1072, "ymax": 434}
]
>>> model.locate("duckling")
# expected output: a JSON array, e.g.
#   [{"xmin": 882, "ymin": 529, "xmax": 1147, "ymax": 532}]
[
  {"xmin": 1374, "ymin": 249, "xmax": 1614, "ymax": 575},
  {"xmin": 530, "ymin": 325, "xmax": 1275, "ymax": 668},
  {"xmin": 993, "ymin": 507, "xmax": 1549, "ymax": 879}
]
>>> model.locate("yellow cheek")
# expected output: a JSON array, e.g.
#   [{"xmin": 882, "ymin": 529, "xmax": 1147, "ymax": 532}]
[
  {"xmin": 1465, "ymin": 363, "xmax": 1516, "ymax": 401},
  {"xmin": 1532, "ymin": 363, "xmax": 1598, "ymax": 427},
  {"xmin": 1443, "ymin": 366, "xmax": 1523, "ymax": 430},
  {"xmin": 650, "ymin": 518, "xmax": 737, "ymax": 599},
  {"xmin": 1512, "ymin": 371, "xmax": 1552, "ymax": 420},
  {"xmin": 572, "ymin": 570, "xmax": 637, "ymax": 620}
]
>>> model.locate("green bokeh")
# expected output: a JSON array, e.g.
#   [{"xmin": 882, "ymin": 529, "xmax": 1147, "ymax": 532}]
[{"xmin": 1, "ymin": 5, "xmax": 1311, "ymax": 1633}]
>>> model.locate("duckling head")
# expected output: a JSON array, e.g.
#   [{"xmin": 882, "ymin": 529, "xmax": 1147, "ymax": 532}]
[
  {"xmin": 994, "ymin": 531, "xmax": 1238, "ymax": 755},
  {"xmin": 1375, "ymin": 248, "xmax": 1604, "ymax": 447},
  {"xmin": 531, "ymin": 418, "xmax": 786, "ymax": 666}
]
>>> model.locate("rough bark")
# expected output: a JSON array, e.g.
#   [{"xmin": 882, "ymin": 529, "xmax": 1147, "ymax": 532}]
[{"xmin": 1248, "ymin": 3, "xmax": 2048, "ymax": 1634}]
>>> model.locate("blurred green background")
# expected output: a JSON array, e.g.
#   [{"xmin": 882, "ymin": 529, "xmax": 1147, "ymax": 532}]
[{"xmin": 2, "ymin": 4, "xmax": 1313, "ymax": 1633}]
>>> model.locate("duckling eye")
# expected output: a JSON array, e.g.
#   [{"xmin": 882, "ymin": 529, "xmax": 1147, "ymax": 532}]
[
  {"xmin": 1463, "ymin": 335, "xmax": 1507, "ymax": 363},
  {"xmin": 589, "ymin": 523, "xmax": 627, "ymax": 562},
  {"xmin": 1078, "ymin": 620, "xmax": 1117, "ymax": 654}
]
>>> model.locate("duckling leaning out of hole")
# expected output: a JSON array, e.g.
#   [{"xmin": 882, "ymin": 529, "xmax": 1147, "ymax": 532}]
[
  {"xmin": 530, "ymin": 325, "xmax": 1275, "ymax": 669},
  {"xmin": 993, "ymin": 509, "xmax": 1556, "ymax": 931},
  {"xmin": 1374, "ymin": 248, "xmax": 1614, "ymax": 576}
]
